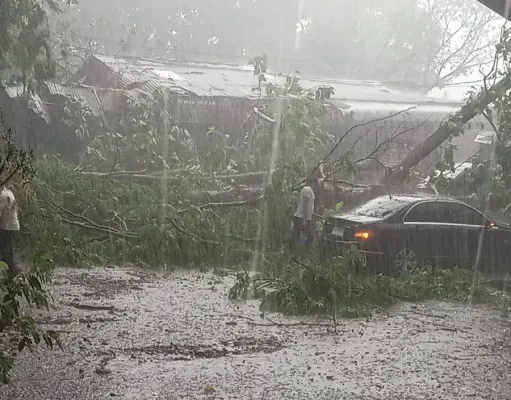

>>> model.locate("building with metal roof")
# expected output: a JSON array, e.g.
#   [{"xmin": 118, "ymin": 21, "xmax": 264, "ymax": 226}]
[
  {"xmin": 68, "ymin": 54, "xmax": 481, "ymax": 168},
  {"xmin": 70, "ymin": 54, "xmax": 460, "ymax": 108},
  {"xmin": 0, "ymin": 53, "xmax": 492, "ymax": 167}
]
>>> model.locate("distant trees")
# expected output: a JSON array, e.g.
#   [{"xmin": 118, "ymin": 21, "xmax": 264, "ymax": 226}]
[
  {"xmin": 301, "ymin": 0, "xmax": 437, "ymax": 82},
  {"xmin": 302, "ymin": 0, "xmax": 499, "ymax": 89},
  {"xmin": 418, "ymin": 0, "xmax": 500, "ymax": 90},
  {"xmin": 0, "ymin": 0, "xmax": 75, "ymax": 92},
  {"xmin": 48, "ymin": 0, "xmax": 500, "ymax": 89}
]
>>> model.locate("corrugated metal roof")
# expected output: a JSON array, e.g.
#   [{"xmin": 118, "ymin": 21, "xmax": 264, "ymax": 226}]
[
  {"xmin": 333, "ymin": 100, "xmax": 460, "ymax": 123},
  {"xmin": 44, "ymin": 82, "xmax": 104, "ymax": 118},
  {"xmin": 90, "ymin": 54, "xmax": 460, "ymax": 107},
  {"xmin": 4, "ymin": 86, "xmax": 24, "ymax": 98},
  {"xmin": 137, "ymin": 80, "xmax": 190, "ymax": 96},
  {"xmin": 2, "ymin": 86, "xmax": 50, "ymax": 123},
  {"xmin": 123, "ymin": 88, "xmax": 150, "ymax": 102}
]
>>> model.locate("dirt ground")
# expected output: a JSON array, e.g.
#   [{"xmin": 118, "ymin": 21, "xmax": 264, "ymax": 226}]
[{"xmin": 0, "ymin": 266, "xmax": 510, "ymax": 400}]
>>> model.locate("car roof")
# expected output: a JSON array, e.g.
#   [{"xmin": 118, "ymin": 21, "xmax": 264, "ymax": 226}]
[
  {"xmin": 373, "ymin": 194, "xmax": 465, "ymax": 205},
  {"xmin": 331, "ymin": 193, "xmax": 479, "ymax": 220},
  {"xmin": 348, "ymin": 194, "xmax": 471, "ymax": 218}
]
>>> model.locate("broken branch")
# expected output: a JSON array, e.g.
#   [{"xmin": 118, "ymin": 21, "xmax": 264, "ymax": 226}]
[
  {"xmin": 303, "ymin": 106, "xmax": 418, "ymax": 184},
  {"xmin": 247, "ymin": 316, "xmax": 332, "ymax": 328},
  {"xmin": 48, "ymin": 200, "xmax": 137, "ymax": 237},
  {"xmin": 61, "ymin": 218, "xmax": 138, "ymax": 238},
  {"xmin": 382, "ymin": 77, "xmax": 509, "ymax": 185},
  {"xmin": 253, "ymin": 107, "xmax": 277, "ymax": 124},
  {"xmin": 176, "ymin": 196, "xmax": 264, "ymax": 213}
]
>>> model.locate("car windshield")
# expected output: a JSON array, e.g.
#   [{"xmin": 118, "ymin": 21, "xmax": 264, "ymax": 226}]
[{"xmin": 352, "ymin": 196, "xmax": 414, "ymax": 218}]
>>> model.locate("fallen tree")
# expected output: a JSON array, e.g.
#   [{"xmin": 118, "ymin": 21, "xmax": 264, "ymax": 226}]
[
  {"xmin": 79, "ymin": 170, "xmax": 270, "ymax": 187},
  {"xmin": 383, "ymin": 79, "xmax": 509, "ymax": 185},
  {"xmin": 28, "ymin": 45, "xmax": 511, "ymax": 274},
  {"xmin": 337, "ymin": 74, "xmax": 511, "ymax": 208},
  {"xmin": 79, "ymin": 71, "xmax": 509, "ymax": 211}
]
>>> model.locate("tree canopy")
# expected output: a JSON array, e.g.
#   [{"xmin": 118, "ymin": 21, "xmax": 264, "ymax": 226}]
[{"xmin": 0, "ymin": 0, "xmax": 75, "ymax": 91}]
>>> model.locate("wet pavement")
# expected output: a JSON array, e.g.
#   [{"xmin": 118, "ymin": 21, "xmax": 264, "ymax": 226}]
[{"xmin": 1, "ymin": 266, "xmax": 511, "ymax": 400}]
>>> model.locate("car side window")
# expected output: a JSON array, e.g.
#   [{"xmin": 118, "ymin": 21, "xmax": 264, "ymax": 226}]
[
  {"xmin": 404, "ymin": 202, "xmax": 442, "ymax": 223},
  {"xmin": 448, "ymin": 203, "xmax": 487, "ymax": 226},
  {"xmin": 437, "ymin": 202, "xmax": 459, "ymax": 224}
]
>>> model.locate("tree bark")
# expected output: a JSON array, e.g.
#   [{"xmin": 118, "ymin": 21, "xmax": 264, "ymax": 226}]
[
  {"xmin": 383, "ymin": 77, "xmax": 507, "ymax": 185},
  {"xmin": 340, "ymin": 77, "xmax": 509, "ymax": 208}
]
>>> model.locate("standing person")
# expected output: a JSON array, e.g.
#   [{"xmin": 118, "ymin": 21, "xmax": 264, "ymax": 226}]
[
  {"xmin": 0, "ymin": 187, "xmax": 20, "ymax": 277},
  {"xmin": 311, "ymin": 168, "xmax": 326, "ymax": 216},
  {"xmin": 290, "ymin": 174, "xmax": 320, "ymax": 250},
  {"xmin": 320, "ymin": 162, "xmax": 335, "ymax": 211}
]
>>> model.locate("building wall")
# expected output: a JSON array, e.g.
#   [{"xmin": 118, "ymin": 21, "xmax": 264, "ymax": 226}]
[{"xmin": 172, "ymin": 95, "xmax": 256, "ymax": 138}]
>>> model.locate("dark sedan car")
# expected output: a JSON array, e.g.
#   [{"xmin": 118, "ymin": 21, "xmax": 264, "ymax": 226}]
[{"xmin": 322, "ymin": 194, "xmax": 511, "ymax": 275}]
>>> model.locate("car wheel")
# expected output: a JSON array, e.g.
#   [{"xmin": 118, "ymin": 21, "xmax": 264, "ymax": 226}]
[{"xmin": 394, "ymin": 247, "xmax": 418, "ymax": 275}]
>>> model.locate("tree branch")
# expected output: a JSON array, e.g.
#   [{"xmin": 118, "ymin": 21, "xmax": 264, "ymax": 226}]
[
  {"xmin": 48, "ymin": 200, "xmax": 138, "ymax": 238},
  {"xmin": 176, "ymin": 196, "xmax": 264, "ymax": 213},
  {"xmin": 253, "ymin": 107, "xmax": 276, "ymax": 124},
  {"xmin": 302, "ymin": 106, "xmax": 418, "ymax": 184},
  {"xmin": 61, "ymin": 218, "xmax": 138, "ymax": 238},
  {"xmin": 382, "ymin": 76, "xmax": 509, "ymax": 186}
]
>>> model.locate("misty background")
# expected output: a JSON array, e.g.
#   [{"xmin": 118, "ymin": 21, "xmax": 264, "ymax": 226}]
[{"xmin": 48, "ymin": 0, "xmax": 506, "ymax": 100}]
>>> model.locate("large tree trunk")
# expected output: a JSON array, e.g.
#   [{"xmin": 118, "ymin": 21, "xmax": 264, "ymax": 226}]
[
  {"xmin": 382, "ymin": 78, "xmax": 507, "ymax": 186},
  {"xmin": 343, "ymin": 77, "xmax": 508, "ymax": 208}
]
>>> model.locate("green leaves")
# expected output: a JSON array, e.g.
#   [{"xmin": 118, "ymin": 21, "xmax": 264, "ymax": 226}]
[
  {"xmin": 228, "ymin": 270, "xmax": 251, "ymax": 301},
  {"xmin": 249, "ymin": 54, "xmax": 268, "ymax": 76},
  {"xmin": 432, "ymin": 27, "xmax": 511, "ymax": 203},
  {"xmin": 82, "ymin": 91, "xmax": 193, "ymax": 173},
  {"xmin": 0, "ymin": 118, "xmax": 58, "ymax": 384},
  {"xmin": 315, "ymin": 86, "xmax": 335, "ymax": 101},
  {"xmin": 244, "ymin": 247, "xmax": 504, "ymax": 318},
  {"xmin": 0, "ymin": 126, "xmax": 36, "ymax": 188},
  {"xmin": 0, "ymin": 0, "xmax": 58, "ymax": 89},
  {"xmin": 0, "ymin": 265, "xmax": 58, "ymax": 383},
  {"xmin": 45, "ymin": 0, "xmax": 77, "ymax": 13},
  {"xmin": 0, "ymin": 355, "xmax": 13, "ymax": 384}
]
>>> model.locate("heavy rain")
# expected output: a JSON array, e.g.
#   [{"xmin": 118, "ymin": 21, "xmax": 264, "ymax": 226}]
[{"xmin": 1, "ymin": 0, "xmax": 511, "ymax": 399}]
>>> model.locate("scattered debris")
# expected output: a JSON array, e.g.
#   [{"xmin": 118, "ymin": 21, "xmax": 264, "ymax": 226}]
[
  {"xmin": 124, "ymin": 337, "xmax": 284, "ymax": 361},
  {"xmin": 64, "ymin": 302, "xmax": 118, "ymax": 312},
  {"xmin": 2, "ymin": 267, "xmax": 511, "ymax": 400},
  {"xmin": 204, "ymin": 384, "xmax": 215, "ymax": 394}
]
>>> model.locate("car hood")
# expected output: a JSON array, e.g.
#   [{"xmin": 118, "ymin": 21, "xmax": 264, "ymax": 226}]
[{"xmin": 330, "ymin": 213, "xmax": 383, "ymax": 224}]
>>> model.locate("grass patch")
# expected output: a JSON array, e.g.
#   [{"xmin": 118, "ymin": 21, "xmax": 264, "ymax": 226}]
[{"xmin": 229, "ymin": 246, "xmax": 509, "ymax": 318}]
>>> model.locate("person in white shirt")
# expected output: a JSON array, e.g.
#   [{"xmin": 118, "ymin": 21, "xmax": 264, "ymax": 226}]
[
  {"xmin": 290, "ymin": 175, "xmax": 317, "ymax": 249},
  {"xmin": 0, "ymin": 187, "xmax": 20, "ymax": 276}
]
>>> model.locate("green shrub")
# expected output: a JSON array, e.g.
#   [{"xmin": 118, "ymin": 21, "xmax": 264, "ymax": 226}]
[{"xmin": 230, "ymin": 246, "xmax": 507, "ymax": 318}]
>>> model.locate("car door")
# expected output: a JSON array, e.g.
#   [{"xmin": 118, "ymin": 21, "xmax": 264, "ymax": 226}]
[
  {"xmin": 432, "ymin": 202, "xmax": 470, "ymax": 267},
  {"xmin": 402, "ymin": 201, "xmax": 444, "ymax": 266},
  {"xmin": 484, "ymin": 224, "xmax": 511, "ymax": 275},
  {"xmin": 447, "ymin": 202, "xmax": 488, "ymax": 269}
]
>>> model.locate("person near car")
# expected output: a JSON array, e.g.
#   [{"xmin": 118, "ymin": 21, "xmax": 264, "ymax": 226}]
[
  {"xmin": 311, "ymin": 169, "xmax": 326, "ymax": 216},
  {"xmin": 291, "ymin": 170, "xmax": 323, "ymax": 249},
  {"xmin": 0, "ymin": 187, "xmax": 20, "ymax": 276}
]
